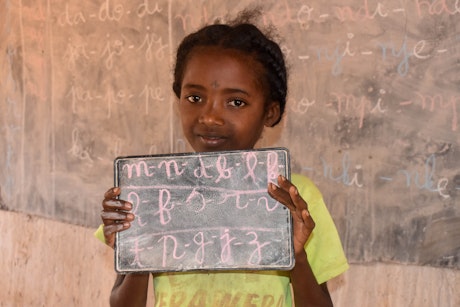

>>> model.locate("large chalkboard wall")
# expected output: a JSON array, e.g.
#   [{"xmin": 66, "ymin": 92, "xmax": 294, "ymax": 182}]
[{"xmin": 1, "ymin": 0, "xmax": 459, "ymax": 269}]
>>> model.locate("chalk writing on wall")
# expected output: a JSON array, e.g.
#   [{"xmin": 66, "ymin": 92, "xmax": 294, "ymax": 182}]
[{"xmin": 1, "ymin": 0, "xmax": 458, "ymax": 269}]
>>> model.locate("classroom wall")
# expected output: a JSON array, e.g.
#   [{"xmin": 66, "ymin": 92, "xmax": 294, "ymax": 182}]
[
  {"xmin": 2, "ymin": 0, "xmax": 459, "ymax": 269},
  {"xmin": 1, "ymin": 210, "xmax": 459, "ymax": 306},
  {"xmin": 1, "ymin": 0, "xmax": 459, "ymax": 305}
]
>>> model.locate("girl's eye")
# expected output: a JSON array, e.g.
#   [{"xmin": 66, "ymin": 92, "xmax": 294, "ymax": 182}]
[
  {"xmin": 186, "ymin": 95, "xmax": 201, "ymax": 103},
  {"xmin": 228, "ymin": 99, "xmax": 246, "ymax": 108}
]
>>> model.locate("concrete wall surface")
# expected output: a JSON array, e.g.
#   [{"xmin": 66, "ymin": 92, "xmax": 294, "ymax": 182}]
[{"xmin": 1, "ymin": 210, "xmax": 458, "ymax": 307}]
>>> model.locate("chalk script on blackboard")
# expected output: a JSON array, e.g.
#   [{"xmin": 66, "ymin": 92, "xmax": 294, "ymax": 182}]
[{"xmin": 114, "ymin": 148, "xmax": 293, "ymax": 273}]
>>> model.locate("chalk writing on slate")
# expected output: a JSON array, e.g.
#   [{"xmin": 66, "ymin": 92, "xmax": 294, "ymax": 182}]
[{"xmin": 114, "ymin": 148, "xmax": 293, "ymax": 273}]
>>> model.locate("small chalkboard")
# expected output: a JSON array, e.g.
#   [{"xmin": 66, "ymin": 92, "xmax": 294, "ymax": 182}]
[{"xmin": 114, "ymin": 148, "xmax": 293, "ymax": 273}]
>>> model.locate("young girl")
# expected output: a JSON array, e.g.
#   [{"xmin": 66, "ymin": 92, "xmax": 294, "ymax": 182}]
[{"xmin": 97, "ymin": 10, "xmax": 348, "ymax": 307}]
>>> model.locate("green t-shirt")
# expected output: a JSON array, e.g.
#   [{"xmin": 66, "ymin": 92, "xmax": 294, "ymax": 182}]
[{"xmin": 95, "ymin": 173, "xmax": 349, "ymax": 306}]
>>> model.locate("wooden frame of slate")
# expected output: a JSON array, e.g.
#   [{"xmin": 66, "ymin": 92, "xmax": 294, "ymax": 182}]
[{"xmin": 114, "ymin": 147, "xmax": 294, "ymax": 273}]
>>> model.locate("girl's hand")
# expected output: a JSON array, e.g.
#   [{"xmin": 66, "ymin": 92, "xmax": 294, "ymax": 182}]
[
  {"xmin": 101, "ymin": 187, "xmax": 135, "ymax": 248},
  {"xmin": 267, "ymin": 175, "xmax": 315, "ymax": 255}
]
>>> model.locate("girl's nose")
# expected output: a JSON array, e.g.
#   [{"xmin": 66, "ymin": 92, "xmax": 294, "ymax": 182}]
[{"xmin": 198, "ymin": 101, "xmax": 224, "ymax": 126}]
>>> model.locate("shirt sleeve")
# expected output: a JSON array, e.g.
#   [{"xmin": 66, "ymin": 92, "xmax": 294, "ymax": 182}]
[
  {"xmin": 291, "ymin": 173, "xmax": 349, "ymax": 284},
  {"xmin": 94, "ymin": 224, "xmax": 106, "ymax": 244}
]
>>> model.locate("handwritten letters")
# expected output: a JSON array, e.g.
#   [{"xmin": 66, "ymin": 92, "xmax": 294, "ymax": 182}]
[{"xmin": 115, "ymin": 148, "xmax": 293, "ymax": 273}]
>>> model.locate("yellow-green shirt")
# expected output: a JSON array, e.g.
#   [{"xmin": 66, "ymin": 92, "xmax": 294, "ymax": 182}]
[{"xmin": 95, "ymin": 173, "xmax": 349, "ymax": 306}]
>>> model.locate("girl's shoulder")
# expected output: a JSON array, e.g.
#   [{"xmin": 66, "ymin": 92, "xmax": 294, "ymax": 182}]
[{"xmin": 290, "ymin": 173, "xmax": 323, "ymax": 202}]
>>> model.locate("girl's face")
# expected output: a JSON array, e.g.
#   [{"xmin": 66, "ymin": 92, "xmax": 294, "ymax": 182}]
[{"xmin": 178, "ymin": 46, "xmax": 280, "ymax": 152}]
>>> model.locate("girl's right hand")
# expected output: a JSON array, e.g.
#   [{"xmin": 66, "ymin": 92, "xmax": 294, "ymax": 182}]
[{"xmin": 101, "ymin": 187, "xmax": 135, "ymax": 248}]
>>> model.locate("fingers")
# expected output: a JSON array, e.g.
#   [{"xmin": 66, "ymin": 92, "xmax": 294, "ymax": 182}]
[
  {"xmin": 101, "ymin": 210, "xmax": 134, "ymax": 226},
  {"xmin": 268, "ymin": 175, "xmax": 316, "ymax": 252},
  {"xmin": 268, "ymin": 179, "xmax": 292, "ymax": 210},
  {"xmin": 102, "ymin": 187, "xmax": 133, "ymax": 212},
  {"xmin": 268, "ymin": 175, "xmax": 308, "ymax": 213},
  {"xmin": 301, "ymin": 208, "xmax": 315, "ymax": 230},
  {"xmin": 101, "ymin": 187, "xmax": 134, "ymax": 248},
  {"xmin": 268, "ymin": 175, "xmax": 314, "ymax": 228},
  {"xmin": 104, "ymin": 186, "xmax": 121, "ymax": 199},
  {"xmin": 287, "ymin": 184, "xmax": 310, "ymax": 221},
  {"xmin": 103, "ymin": 224, "xmax": 126, "ymax": 249}
]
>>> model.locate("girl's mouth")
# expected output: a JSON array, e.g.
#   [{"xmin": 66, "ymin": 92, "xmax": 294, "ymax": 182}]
[{"xmin": 199, "ymin": 135, "xmax": 225, "ymax": 146}]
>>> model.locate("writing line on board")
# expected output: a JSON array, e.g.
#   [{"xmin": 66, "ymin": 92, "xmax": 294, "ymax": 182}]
[{"xmin": 114, "ymin": 148, "xmax": 294, "ymax": 273}]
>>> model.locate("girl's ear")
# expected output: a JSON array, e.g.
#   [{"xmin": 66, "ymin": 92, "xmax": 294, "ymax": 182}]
[{"xmin": 264, "ymin": 101, "xmax": 281, "ymax": 127}]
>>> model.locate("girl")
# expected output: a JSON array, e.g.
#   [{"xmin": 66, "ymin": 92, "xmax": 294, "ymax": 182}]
[{"xmin": 97, "ymin": 10, "xmax": 348, "ymax": 307}]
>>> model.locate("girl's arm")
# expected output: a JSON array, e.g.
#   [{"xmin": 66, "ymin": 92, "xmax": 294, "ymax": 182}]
[
  {"xmin": 268, "ymin": 175, "xmax": 333, "ymax": 307},
  {"xmin": 110, "ymin": 274, "xmax": 150, "ymax": 307},
  {"xmin": 101, "ymin": 187, "xmax": 151, "ymax": 307},
  {"xmin": 290, "ymin": 250, "xmax": 332, "ymax": 306}
]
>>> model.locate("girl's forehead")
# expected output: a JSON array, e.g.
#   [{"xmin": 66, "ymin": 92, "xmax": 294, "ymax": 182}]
[
  {"xmin": 188, "ymin": 46, "xmax": 256, "ymax": 64},
  {"xmin": 185, "ymin": 46, "xmax": 265, "ymax": 80},
  {"xmin": 183, "ymin": 48, "xmax": 266, "ymax": 93},
  {"xmin": 181, "ymin": 46, "xmax": 269, "ymax": 97}
]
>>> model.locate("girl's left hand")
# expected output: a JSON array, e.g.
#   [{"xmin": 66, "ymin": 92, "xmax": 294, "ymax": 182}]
[{"xmin": 268, "ymin": 175, "xmax": 315, "ymax": 254}]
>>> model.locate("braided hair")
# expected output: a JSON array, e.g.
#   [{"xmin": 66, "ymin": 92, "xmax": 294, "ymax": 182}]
[{"xmin": 172, "ymin": 10, "xmax": 288, "ymax": 126}]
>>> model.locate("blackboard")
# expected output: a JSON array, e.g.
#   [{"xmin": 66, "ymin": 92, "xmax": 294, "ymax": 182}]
[
  {"xmin": 114, "ymin": 148, "xmax": 293, "ymax": 272},
  {"xmin": 1, "ymin": 0, "xmax": 459, "ymax": 269}
]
